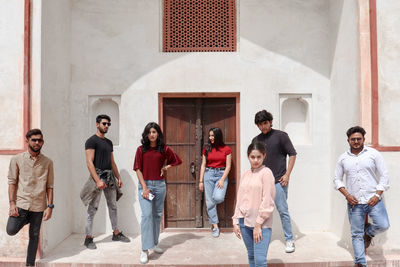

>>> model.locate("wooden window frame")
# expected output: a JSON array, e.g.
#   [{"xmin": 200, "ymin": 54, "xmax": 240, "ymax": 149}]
[{"xmin": 163, "ymin": 0, "xmax": 237, "ymax": 52}]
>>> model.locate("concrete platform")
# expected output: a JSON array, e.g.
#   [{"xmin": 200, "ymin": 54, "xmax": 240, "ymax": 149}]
[{"xmin": 1, "ymin": 231, "xmax": 399, "ymax": 266}]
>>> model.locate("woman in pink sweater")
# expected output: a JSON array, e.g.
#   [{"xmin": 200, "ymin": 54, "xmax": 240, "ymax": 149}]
[{"xmin": 232, "ymin": 142, "xmax": 276, "ymax": 267}]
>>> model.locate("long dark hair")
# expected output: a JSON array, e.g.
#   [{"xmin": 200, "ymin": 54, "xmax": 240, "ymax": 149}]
[
  {"xmin": 141, "ymin": 122, "xmax": 165, "ymax": 153},
  {"xmin": 204, "ymin": 127, "xmax": 225, "ymax": 160}
]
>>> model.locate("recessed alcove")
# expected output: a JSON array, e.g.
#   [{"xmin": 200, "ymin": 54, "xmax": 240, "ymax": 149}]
[
  {"xmin": 279, "ymin": 94, "xmax": 312, "ymax": 145},
  {"xmin": 88, "ymin": 95, "xmax": 121, "ymax": 145}
]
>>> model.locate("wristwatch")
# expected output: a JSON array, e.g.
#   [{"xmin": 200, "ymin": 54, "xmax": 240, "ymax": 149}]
[
  {"xmin": 47, "ymin": 204, "xmax": 55, "ymax": 209},
  {"xmin": 374, "ymin": 193, "xmax": 382, "ymax": 200}
]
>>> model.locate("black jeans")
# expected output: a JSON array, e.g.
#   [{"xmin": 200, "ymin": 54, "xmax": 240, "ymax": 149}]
[{"xmin": 6, "ymin": 208, "xmax": 43, "ymax": 266}]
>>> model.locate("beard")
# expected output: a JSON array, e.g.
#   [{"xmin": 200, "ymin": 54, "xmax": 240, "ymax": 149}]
[
  {"xmin": 351, "ymin": 144, "xmax": 363, "ymax": 152},
  {"xmin": 99, "ymin": 127, "xmax": 108, "ymax": 134},
  {"xmin": 29, "ymin": 144, "xmax": 41, "ymax": 153}
]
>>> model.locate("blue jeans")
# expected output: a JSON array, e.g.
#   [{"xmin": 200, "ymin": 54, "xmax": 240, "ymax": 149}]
[
  {"xmin": 204, "ymin": 168, "xmax": 228, "ymax": 225},
  {"xmin": 347, "ymin": 200, "xmax": 390, "ymax": 265},
  {"xmin": 138, "ymin": 179, "xmax": 167, "ymax": 250},
  {"xmin": 275, "ymin": 183, "xmax": 293, "ymax": 241},
  {"xmin": 239, "ymin": 218, "xmax": 272, "ymax": 267}
]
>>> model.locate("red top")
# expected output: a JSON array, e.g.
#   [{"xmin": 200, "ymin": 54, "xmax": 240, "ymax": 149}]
[
  {"xmin": 202, "ymin": 145, "xmax": 232, "ymax": 168},
  {"xmin": 133, "ymin": 145, "xmax": 182, "ymax": 180}
]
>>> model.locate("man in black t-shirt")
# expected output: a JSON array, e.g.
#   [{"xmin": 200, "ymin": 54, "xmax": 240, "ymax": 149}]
[
  {"xmin": 252, "ymin": 110, "xmax": 297, "ymax": 253},
  {"xmin": 83, "ymin": 114, "xmax": 129, "ymax": 249}
]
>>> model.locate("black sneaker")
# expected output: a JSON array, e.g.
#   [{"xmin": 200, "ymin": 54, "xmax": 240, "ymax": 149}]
[
  {"xmin": 356, "ymin": 264, "xmax": 366, "ymax": 267},
  {"xmin": 112, "ymin": 232, "xmax": 130, "ymax": 242},
  {"xmin": 84, "ymin": 237, "xmax": 97, "ymax": 249},
  {"xmin": 364, "ymin": 223, "xmax": 373, "ymax": 249}
]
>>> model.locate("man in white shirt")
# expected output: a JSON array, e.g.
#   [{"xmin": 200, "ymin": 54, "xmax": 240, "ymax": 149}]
[{"xmin": 334, "ymin": 126, "xmax": 390, "ymax": 267}]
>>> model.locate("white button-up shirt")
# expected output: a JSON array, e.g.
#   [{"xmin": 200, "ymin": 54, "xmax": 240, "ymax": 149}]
[{"xmin": 333, "ymin": 146, "xmax": 389, "ymax": 204}]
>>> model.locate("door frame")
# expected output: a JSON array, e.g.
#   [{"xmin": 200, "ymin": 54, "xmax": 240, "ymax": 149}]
[{"xmin": 158, "ymin": 92, "xmax": 241, "ymax": 232}]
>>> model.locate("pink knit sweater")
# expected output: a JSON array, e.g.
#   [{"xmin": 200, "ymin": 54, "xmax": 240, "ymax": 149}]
[{"xmin": 232, "ymin": 166, "xmax": 276, "ymax": 228}]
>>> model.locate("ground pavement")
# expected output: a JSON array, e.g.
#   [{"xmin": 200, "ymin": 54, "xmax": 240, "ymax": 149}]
[{"xmin": 1, "ymin": 231, "xmax": 399, "ymax": 266}]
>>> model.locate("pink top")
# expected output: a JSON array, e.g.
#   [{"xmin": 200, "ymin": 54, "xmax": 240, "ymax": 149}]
[{"xmin": 232, "ymin": 166, "xmax": 276, "ymax": 228}]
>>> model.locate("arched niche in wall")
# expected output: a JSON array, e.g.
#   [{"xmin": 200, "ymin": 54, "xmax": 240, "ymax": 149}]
[
  {"xmin": 279, "ymin": 94, "xmax": 312, "ymax": 145},
  {"xmin": 88, "ymin": 95, "xmax": 120, "ymax": 145}
]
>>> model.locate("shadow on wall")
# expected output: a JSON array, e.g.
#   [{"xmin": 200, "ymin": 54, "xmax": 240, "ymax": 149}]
[
  {"xmin": 337, "ymin": 213, "xmax": 352, "ymax": 254},
  {"xmin": 117, "ymin": 169, "xmax": 140, "ymax": 234},
  {"xmin": 76, "ymin": 174, "xmax": 109, "ymax": 235},
  {"xmin": 270, "ymin": 209, "xmax": 304, "ymax": 243},
  {"xmin": 75, "ymin": 169, "xmax": 139, "ymax": 235},
  {"xmin": 240, "ymin": 0, "xmax": 344, "ymax": 78},
  {"xmin": 337, "ymin": 204, "xmax": 389, "ymax": 261}
]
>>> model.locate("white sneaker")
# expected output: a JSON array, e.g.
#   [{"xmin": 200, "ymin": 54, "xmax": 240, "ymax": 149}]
[
  {"xmin": 285, "ymin": 240, "xmax": 295, "ymax": 253},
  {"xmin": 153, "ymin": 246, "xmax": 164, "ymax": 254},
  {"xmin": 140, "ymin": 250, "xmax": 149, "ymax": 264}
]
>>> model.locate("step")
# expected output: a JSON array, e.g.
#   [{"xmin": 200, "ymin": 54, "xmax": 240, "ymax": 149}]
[{"xmin": 0, "ymin": 232, "xmax": 399, "ymax": 266}]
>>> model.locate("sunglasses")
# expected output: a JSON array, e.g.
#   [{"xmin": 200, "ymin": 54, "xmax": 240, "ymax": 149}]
[
  {"xmin": 30, "ymin": 138, "xmax": 43, "ymax": 143},
  {"xmin": 102, "ymin": 122, "xmax": 111, "ymax": 126}
]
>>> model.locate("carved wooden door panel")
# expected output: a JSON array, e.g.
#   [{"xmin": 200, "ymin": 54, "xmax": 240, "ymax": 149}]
[{"xmin": 163, "ymin": 98, "xmax": 236, "ymax": 228}]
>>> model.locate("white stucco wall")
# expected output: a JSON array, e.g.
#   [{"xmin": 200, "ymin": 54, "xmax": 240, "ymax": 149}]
[
  {"xmin": 39, "ymin": 0, "xmax": 72, "ymax": 255},
  {"xmin": 0, "ymin": 0, "xmax": 24, "ymax": 150},
  {"xmin": 376, "ymin": 0, "xmax": 400, "ymax": 249},
  {"xmin": 0, "ymin": 0, "xmax": 27, "ymax": 258},
  {"xmin": 329, "ymin": 0, "xmax": 400, "ymax": 250},
  {"xmin": 329, "ymin": 0, "xmax": 360, "ymax": 248},
  {"xmin": 381, "ymin": 152, "xmax": 400, "ymax": 249},
  {"xmin": 2, "ymin": 0, "xmax": 399, "ymax": 258},
  {"xmin": 377, "ymin": 0, "xmax": 400, "ymax": 146},
  {"xmin": 68, "ymin": 0, "xmax": 337, "ymax": 237}
]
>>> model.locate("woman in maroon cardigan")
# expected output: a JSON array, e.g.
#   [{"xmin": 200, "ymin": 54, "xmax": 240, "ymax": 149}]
[{"xmin": 133, "ymin": 122, "xmax": 182, "ymax": 264}]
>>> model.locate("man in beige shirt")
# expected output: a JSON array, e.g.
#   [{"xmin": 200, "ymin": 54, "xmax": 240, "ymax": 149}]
[{"xmin": 7, "ymin": 129, "xmax": 54, "ymax": 267}]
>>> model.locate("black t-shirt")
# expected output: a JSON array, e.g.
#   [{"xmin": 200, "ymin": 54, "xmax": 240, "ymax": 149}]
[
  {"xmin": 85, "ymin": 135, "xmax": 113, "ymax": 170},
  {"xmin": 252, "ymin": 129, "xmax": 297, "ymax": 183}
]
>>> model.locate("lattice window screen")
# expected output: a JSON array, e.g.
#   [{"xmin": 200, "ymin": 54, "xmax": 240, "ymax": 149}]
[{"xmin": 163, "ymin": 0, "xmax": 236, "ymax": 52}]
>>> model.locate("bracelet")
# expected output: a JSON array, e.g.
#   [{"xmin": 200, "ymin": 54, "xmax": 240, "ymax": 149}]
[
  {"xmin": 199, "ymin": 181, "xmax": 203, "ymax": 183},
  {"xmin": 9, "ymin": 200, "xmax": 16, "ymax": 203},
  {"xmin": 374, "ymin": 193, "xmax": 382, "ymax": 200}
]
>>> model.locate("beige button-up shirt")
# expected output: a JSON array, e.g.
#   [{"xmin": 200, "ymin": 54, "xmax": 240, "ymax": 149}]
[{"xmin": 8, "ymin": 151, "xmax": 54, "ymax": 212}]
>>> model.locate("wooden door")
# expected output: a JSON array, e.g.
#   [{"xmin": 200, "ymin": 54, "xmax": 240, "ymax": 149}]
[
  {"xmin": 163, "ymin": 98, "xmax": 236, "ymax": 228},
  {"xmin": 201, "ymin": 98, "xmax": 236, "ymax": 228}
]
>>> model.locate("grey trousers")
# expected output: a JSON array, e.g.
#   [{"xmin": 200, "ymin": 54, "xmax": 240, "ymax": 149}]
[{"xmin": 85, "ymin": 185, "xmax": 118, "ymax": 236}]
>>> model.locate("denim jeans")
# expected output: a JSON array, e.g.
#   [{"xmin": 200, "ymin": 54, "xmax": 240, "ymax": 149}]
[
  {"xmin": 347, "ymin": 200, "xmax": 390, "ymax": 265},
  {"xmin": 275, "ymin": 183, "xmax": 293, "ymax": 241},
  {"xmin": 6, "ymin": 208, "xmax": 43, "ymax": 266},
  {"xmin": 204, "ymin": 168, "xmax": 228, "ymax": 225},
  {"xmin": 138, "ymin": 179, "xmax": 167, "ymax": 250},
  {"xmin": 239, "ymin": 218, "xmax": 272, "ymax": 267},
  {"xmin": 85, "ymin": 184, "xmax": 118, "ymax": 236}
]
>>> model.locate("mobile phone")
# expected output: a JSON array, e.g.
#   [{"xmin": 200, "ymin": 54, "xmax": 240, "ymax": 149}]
[
  {"xmin": 148, "ymin": 192, "xmax": 155, "ymax": 200},
  {"xmin": 142, "ymin": 192, "xmax": 155, "ymax": 200}
]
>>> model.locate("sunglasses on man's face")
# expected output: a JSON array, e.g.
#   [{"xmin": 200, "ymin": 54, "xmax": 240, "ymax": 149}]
[
  {"xmin": 102, "ymin": 122, "xmax": 111, "ymax": 126},
  {"xmin": 30, "ymin": 138, "xmax": 43, "ymax": 143}
]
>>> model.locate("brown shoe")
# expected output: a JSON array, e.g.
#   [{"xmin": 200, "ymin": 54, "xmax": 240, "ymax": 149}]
[{"xmin": 364, "ymin": 223, "xmax": 373, "ymax": 249}]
